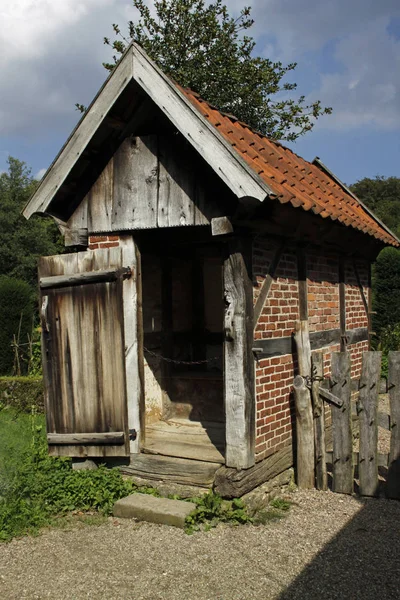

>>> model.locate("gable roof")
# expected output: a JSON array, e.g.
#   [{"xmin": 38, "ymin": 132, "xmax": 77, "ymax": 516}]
[{"xmin": 23, "ymin": 43, "xmax": 399, "ymax": 248}]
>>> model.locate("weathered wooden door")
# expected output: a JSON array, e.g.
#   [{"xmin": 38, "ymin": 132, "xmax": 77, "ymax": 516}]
[{"xmin": 38, "ymin": 240, "xmax": 142, "ymax": 458}]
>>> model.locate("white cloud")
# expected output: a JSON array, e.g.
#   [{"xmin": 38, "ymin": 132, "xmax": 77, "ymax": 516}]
[
  {"xmin": 0, "ymin": 0, "xmax": 135, "ymax": 136},
  {"xmin": 307, "ymin": 16, "xmax": 400, "ymax": 130},
  {"xmin": 0, "ymin": 0, "xmax": 399, "ymax": 141}
]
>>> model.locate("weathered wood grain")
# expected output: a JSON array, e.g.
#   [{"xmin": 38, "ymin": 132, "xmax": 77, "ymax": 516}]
[
  {"xmin": 387, "ymin": 352, "xmax": 400, "ymax": 499},
  {"xmin": 39, "ymin": 267, "xmax": 130, "ymax": 289},
  {"xmin": 133, "ymin": 44, "xmax": 270, "ymax": 203},
  {"xmin": 47, "ymin": 432, "xmax": 125, "ymax": 445},
  {"xmin": 120, "ymin": 236, "xmax": 144, "ymax": 454},
  {"xmin": 358, "ymin": 351, "xmax": 381, "ymax": 497},
  {"xmin": 211, "ymin": 216, "xmax": 233, "ymax": 236},
  {"xmin": 39, "ymin": 248, "xmax": 131, "ymax": 458},
  {"xmin": 312, "ymin": 352, "xmax": 327, "ymax": 490},
  {"xmin": 293, "ymin": 376, "xmax": 315, "ymax": 489},
  {"xmin": 87, "ymin": 158, "xmax": 113, "ymax": 231},
  {"xmin": 120, "ymin": 454, "xmax": 221, "ymax": 487},
  {"xmin": 214, "ymin": 445, "xmax": 293, "ymax": 498},
  {"xmin": 293, "ymin": 321, "xmax": 314, "ymax": 489},
  {"xmin": 113, "ymin": 136, "xmax": 158, "ymax": 230},
  {"xmin": 331, "ymin": 352, "xmax": 353, "ymax": 494},
  {"xmin": 223, "ymin": 238, "xmax": 255, "ymax": 469}
]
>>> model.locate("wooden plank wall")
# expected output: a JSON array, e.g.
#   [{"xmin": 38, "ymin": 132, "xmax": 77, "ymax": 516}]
[{"xmin": 68, "ymin": 134, "xmax": 227, "ymax": 233}]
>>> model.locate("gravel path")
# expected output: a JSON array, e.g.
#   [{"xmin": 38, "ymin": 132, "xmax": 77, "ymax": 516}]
[{"xmin": 1, "ymin": 489, "xmax": 399, "ymax": 600}]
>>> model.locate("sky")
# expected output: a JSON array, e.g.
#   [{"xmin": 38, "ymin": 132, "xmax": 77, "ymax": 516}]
[{"xmin": 0, "ymin": 0, "xmax": 399, "ymax": 185}]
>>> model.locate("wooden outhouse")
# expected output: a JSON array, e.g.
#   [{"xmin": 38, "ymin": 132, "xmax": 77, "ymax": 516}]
[{"xmin": 24, "ymin": 44, "xmax": 399, "ymax": 494}]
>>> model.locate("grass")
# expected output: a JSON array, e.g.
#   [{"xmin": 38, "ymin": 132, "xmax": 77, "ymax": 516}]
[{"xmin": 0, "ymin": 407, "xmax": 293, "ymax": 541}]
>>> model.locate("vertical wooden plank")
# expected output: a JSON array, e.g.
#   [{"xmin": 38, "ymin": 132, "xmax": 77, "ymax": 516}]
[
  {"xmin": 120, "ymin": 236, "xmax": 143, "ymax": 454},
  {"xmin": 224, "ymin": 237, "xmax": 255, "ymax": 469},
  {"xmin": 297, "ymin": 247, "xmax": 308, "ymax": 321},
  {"xmin": 294, "ymin": 321, "xmax": 314, "ymax": 488},
  {"xmin": 87, "ymin": 158, "xmax": 113, "ymax": 232},
  {"xmin": 358, "ymin": 351, "xmax": 381, "ymax": 497},
  {"xmin": 387, "ymin": 351, "xmax": 400, "ymax": 499},
  {"xmin": 158, "ymin": 135, "xmax": 196, "ymax": 228},
  {"xmin": 331, "ymin": 352, "xmax": 353, "ymax": 494},
  {"xmin": 339, "ymin": 256, "xmax": 346, "ymax": 352},
  {"xmin": 113, "ymin": 136, "xmax": 158, "ymax": 230},
  {"xmin": 312, "ymin": 352, "xmax": 327, "ymax": 490}
]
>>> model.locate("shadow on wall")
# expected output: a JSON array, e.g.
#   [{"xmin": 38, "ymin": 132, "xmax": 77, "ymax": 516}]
[{"xmin": 279, "ymin": 494, "xmax": 400, "ymax": 600}]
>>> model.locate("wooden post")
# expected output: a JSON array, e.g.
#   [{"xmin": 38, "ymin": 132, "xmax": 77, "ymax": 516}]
[
  {"xmin": 294, "ymin": 320, "xmax": 314, "ymax": 488},
  {"xmin": 223, "ymin": 238, "xmax": 255, "ymax": 469},
  {"xmin": 358, "ymin": 351, "xmax": 381, "ymax": 497},
  {"xmin": 293, "ymin": 375, "xmax": 315, "ymax": 488},
  {"xmin": 331, "ymin": 352, "xmax": 353, "ymax": 494},
  {"xmin": 312, "ymin": 352, "xmax": 327, "ymax": 490},
  {"xmin": 339, "ymin": 256, "xmax": 347, "ymax": 352},
  {"xmin": 387, "ymin": 352, "xmax": 400, "ymax": 499}
]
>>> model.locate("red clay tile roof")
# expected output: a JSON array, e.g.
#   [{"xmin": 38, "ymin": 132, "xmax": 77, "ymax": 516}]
[{"xmin": 179, "ymin": 86, "xmax": 399, "ymax": 247}]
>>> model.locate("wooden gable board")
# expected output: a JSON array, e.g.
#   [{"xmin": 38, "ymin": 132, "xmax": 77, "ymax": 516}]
[{"xmin": 23, "ymin": 44, "xmax": 271, "ymax": 221}]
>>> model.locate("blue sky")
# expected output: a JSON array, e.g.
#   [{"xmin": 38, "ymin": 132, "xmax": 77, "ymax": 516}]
[{"xmin": 1, "ymin": 0, "xmax": 399, "ymax": 186}]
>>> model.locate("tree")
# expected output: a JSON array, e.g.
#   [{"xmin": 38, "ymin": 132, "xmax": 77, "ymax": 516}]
[
  {"xmin": 373, "ymin": 247, "xmax": 400, "ymax": 335},
  {"xmin": 350, "ymin": 176, "xmax": 400, "ymax": 239},
  {"xmin": 101, "ymin": 0, "xmax": 331, "ymax": 141},
  {"xmin": 0, "ymin": 157, "xmax": 62, "ymax": 288},
  {"xmin": 0, "ymin": 277, "xmax": 34, "ymax": 375}
]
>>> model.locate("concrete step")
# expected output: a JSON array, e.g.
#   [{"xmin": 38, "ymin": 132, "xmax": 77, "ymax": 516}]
[{"xmin": 113, "ymin": 493, "xmax": 196, "ymax": 528}]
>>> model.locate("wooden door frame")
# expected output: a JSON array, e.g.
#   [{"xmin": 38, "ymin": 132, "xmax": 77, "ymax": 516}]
[{"xmin": 120, "ymin": 235, "xmax": 145, "ymax": 454}]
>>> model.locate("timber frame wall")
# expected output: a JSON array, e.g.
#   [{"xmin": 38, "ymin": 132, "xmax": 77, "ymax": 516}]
[{"xmin": 253, "ymin": 238, "xmax": 370, "ymax": 462}]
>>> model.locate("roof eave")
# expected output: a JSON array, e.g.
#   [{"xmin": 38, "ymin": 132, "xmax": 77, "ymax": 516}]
[{"xmin": 313, "ymin": 157, "xmax": 400, "ymax": 247}]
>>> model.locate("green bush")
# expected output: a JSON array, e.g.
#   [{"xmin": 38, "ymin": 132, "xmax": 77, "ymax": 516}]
[
  {"xmin": 373, "ymin": 248, "xmax": 400, "ymax": 336},
  {"xmin": 0, "ymin": 376, "xmax": 44, "ymax": 413},
  {"xmin": 0, "ymin": 276, "xmax": 34, "ymax": 375},
  {"xmin": 0, "ymin": 410, "xmax": 136, "ymax": 541}
]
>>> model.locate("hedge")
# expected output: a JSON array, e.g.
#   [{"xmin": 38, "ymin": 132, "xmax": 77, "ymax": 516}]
[{"xmin": 0, "ymin": 376, "xmax": 44, "ymax": 413}]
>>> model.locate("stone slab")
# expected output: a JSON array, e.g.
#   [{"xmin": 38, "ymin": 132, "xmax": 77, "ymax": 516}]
[{"xmin": 113, "ymin": 493, "xmax": 196, "ymax": 528}]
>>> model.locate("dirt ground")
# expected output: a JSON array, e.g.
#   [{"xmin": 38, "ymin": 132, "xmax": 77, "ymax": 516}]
[{"xmin": 1, "ymin": 489, "xmax": 399, "ymax": 600}]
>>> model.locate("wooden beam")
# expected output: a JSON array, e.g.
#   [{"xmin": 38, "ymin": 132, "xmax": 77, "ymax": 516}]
[
  {"xmin": 24, "ymin": 48, "xmax": 133, "ymax": 218},
  {"xmin": 253, "ymin": 241, "xmax": 285, "ymax": 328},
  {"xmin": 120, "ymin": 235, "xmax": 144, "ymax": 453},
  {"xmin": 252, "ymin": 326, "xmax": 369, "ymax": 358},
  {"xmin": 214, "ymin": 445, "xmax": 293, "ymax": 498},
  {"xmin": 47, "ymin": 432, "xmax": 125, "ymax": 445},
  {"xmin": 64, "ymin": 228, "xmax": 88, "ymax": 248},
  {"xmin": 224, "ymin": 237, "xmax": 255, "ymax": 469},
  {"xmin": 39, "ymin": 267, "xmax": 131, "ymax": 290},
  {"xmin": 297, "ymin": 247, "xmax": 308, "ymax": 321},
  {"xmin": 294, "ymin": 321, "xmax": 314, "ymax": 489},
  {"xmin": 211, "ymin": 216, "xmax": 233, "ymax": 236},
  {"xmin": 339, "ymin": 255, "xmax": 346, "ymax": 351}
]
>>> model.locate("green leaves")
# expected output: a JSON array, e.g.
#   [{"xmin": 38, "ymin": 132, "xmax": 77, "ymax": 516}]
[
  {"xmin": 184, "ymin": 491, "xmax": 253, "ymax": 534},
  {"xmin": 103, "ymin": 0, "xmax": 331, "ymax": 140}
]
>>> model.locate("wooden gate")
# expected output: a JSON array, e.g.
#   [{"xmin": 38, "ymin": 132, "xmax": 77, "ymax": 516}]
[
  {"xmin": 38, "ymin": 240, "xmax": 142, "ymax": 458},
  {"xmin": 295, "ymin": 348, "xmax": 400, "ymax": 499}
]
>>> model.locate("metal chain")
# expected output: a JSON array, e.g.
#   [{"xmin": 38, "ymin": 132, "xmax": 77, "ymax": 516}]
[{"xmin": 144, "ymin": 346, "xmax": 220, "ymax": 366}]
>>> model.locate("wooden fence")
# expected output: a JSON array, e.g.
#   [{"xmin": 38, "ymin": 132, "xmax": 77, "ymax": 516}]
[{"xmin": 294, "ymin": 337, "xmax": 400, "ymax": 499}]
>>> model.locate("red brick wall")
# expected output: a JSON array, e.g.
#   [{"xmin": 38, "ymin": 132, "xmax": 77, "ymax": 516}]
[
  {"xmin": 88, "ymin": 234, "xmax": 120, "ymax": 250},
  {"xmin": 253, "ymin": 238, "xmax": 370, "ymax": 462}
]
